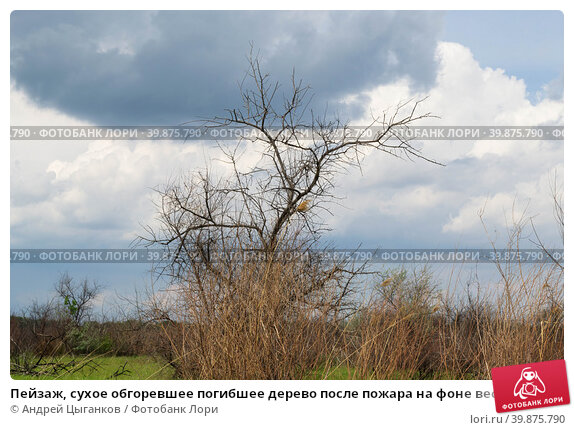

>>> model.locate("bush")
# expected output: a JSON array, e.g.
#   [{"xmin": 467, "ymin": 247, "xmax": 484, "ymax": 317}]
[{"xmin": 66, "ymin": 323, "xmax": 114, "ymax": 354}]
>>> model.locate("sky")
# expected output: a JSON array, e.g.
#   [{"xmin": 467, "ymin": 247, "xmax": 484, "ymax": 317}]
[{"xmin": 10, "ymin": 10, "xmax": 564, "ymax": 311}]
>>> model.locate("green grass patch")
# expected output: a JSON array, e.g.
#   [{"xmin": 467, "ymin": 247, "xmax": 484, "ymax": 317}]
[
  {"xmin": 304, "ymin": 362, "xmax": 476, "ymax": 380},
  {"xmin": 304, "ymin": 363, "xmax": 360, "ymax": 380},
  {"xmin": 11, "ymin": 356, "xmax": 478, "ymax": 380},
  {"xmin": 11, "ymin": 355, "xmax": 175, "ymax": 380}
]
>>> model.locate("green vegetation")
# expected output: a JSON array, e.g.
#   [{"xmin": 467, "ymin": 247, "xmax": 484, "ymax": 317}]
[
  {"xmin": 11, "ymin": 355, "xmax": 175, "ymax": 380},
  {"xmin": 10, "ymin": 356, "xmax": 482, "ymax": 380}
]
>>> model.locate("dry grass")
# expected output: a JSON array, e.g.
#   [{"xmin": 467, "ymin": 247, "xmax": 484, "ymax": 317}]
[
  {"xmin": 12, "ymin": 250, "xmax": 562, "ymax": 380},
  {"xmin": 435, "ymin": 260, "xmax": 563, "ymax": 378},
  {"xmin": 147, "ymin": 257, "xmax": 345, "ymax": 379},
  {"xmin": 145, "ymin": 248, "xmax": 562, "ymax": 380}
]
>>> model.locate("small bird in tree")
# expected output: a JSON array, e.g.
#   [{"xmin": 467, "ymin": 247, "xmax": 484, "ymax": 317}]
[
  {"xmin": 380, "ymin": 278, "xmax": 393, "ymax": 287},
  {"xmin": 296, "ymin": 200, "xmax": 310, "ymax": 213}
]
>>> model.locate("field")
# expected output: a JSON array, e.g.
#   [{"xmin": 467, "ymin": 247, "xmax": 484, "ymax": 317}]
[
  {"xmin": 10, "ymin": 356, "xmax": 356, "ymax": 380},
  {"xmin": 10, "ymin": 256, "xmax": 563, "ymax": 380},
  {"xmin": 10, "ymin": 356, "xmax": 468, "ymax": 380},
  {"xmin": 11, "ymin": 355, "xmax": 175, "ymax": 380}
]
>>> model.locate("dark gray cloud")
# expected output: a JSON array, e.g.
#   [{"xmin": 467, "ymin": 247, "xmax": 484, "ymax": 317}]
[{"xmin": 11, "ymin": 11, "xmax": 443, "ymax": 125}]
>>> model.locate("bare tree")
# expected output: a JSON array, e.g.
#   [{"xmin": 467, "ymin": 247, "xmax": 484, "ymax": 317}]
[
  {"xmin": 139, "ymin": 53, "xmax": 438, "ymax": 321},
  {"xmin": 142, "ymin": 56, "xmax": 435, "ymax": 259},
  {"xmin": 10, "ymin": 274, "xmax": 103, "ymax": 375},
  {"xmin": 55, "ymin": 272, "xmax": 101, "ymax": 326},
  {"xmin": 135, "ymin": 53, "xmax": 440, "ymax": 378}
]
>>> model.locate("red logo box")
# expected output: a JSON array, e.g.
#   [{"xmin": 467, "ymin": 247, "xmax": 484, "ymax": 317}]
[{"xmin": 491, "ymin": 359, "xmax": 570, "ymax": 413}]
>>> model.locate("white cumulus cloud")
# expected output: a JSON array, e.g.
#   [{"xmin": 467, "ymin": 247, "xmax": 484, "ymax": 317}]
[{"xmin": 10, "ymin": 42, "xmax": 563, "ymax": 251}]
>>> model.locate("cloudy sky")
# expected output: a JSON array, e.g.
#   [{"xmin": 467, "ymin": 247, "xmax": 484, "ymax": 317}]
[{"xmin": 10, "ymin": 11, "xmax": 564, "ymax": 310}]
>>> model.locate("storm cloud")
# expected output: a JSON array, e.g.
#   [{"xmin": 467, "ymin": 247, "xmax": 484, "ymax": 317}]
[{"xmin": 11, "ymin": 10, "xmax": 443, "ymax": 125}]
